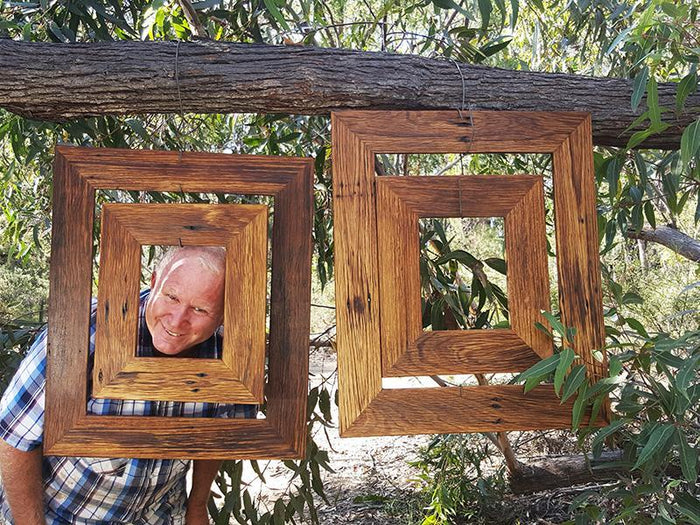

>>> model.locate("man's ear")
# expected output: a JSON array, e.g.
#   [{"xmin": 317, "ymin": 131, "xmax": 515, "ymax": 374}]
[{"xmin": 150, "ymin": 271, "xmax": 157, "ymax": 289}]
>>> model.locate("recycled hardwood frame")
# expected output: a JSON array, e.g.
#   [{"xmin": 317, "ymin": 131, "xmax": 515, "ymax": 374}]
[
  {"xmin": 46, "ymin": 146, "xmax": 313, "ymax": 459},
  {"xmin": 332, "ymin": 111, "xmax": 607, "ymax": 437},
  {"xmin": 377, "ymin": 175, "xmax": 551, "ymax": 376},
  {"xmin": 93, "ymin": 203, "xmax": 268, "ymax": 404}
]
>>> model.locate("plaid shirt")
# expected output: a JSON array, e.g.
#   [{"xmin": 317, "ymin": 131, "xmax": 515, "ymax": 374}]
[{"xmin": 0, "ymin": 291, "xmax": 256, "ymax": 524}]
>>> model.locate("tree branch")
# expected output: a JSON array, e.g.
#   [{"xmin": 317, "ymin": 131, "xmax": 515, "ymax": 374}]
[
  {"xmin": 0, "ymin": 40, "xmax": 697, "ymax": 148},
  {"xmin": 626, "ymin": 225, "xmax": 700, "ymax": 263},
  {"xmin": 176, "ymin": 0, "xmax": 207, "ymax": 38}
]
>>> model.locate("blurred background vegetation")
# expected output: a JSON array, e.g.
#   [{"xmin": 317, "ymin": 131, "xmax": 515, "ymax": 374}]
[{"xmin": 0, "ymin": 0, "xmax": 698, "ymax": 523}]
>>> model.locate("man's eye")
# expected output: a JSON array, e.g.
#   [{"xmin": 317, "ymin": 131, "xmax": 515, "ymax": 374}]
[
  {"xmin": 193, "ymin": 307, "xmax": 208, "ymax": 315},
  {"xmin": 166, "ymin": 294, "xmax": 178, "ymax": 302}
]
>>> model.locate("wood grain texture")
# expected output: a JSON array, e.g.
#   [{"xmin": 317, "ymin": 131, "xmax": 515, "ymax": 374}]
[
  {"xmin": 551, "ymin": 117, "xmax": 610, "ymax": 421},
  {"xmin": 505, "ymin": 178, "xmax": 553, "ymax": 360},
  {"xmin": 332, "ymin": 114, "xmax": 383, "ymax": 434},
  {"xmin": 376, "ymin": 175, "xmax": 550, "ymax": 376},
  {"xmin": 92, "ymin": 203, "xmax": 267, "ymax": 404},
  {"xmin": 343, "ymin": 385, "xmax": 595, "ymax": 437},
  {"xmin": 3, "ymin": 40, "xmax": 694, "ymax": 149},
  {"xmin": 376, "ymin": 178, "xmax": 421, "ymax": 373},
  {"xmin": 378, "ymin": 175, "xmax": 539, "ymax": 217},
  {"xmin": 332, "ymin": 111, "xmax": 608, "ymax": 437},
  {"xmin": 264, "ymin": 160, "xmax": 313, "ymax": 455},
  {"xmin": 45, "ymin": 146, "xmax": 313, "ymax": 459},
  {"xmin": 48, "ymin": 417, "xmax": 300, "ymax": 459},
  {"xmin": 45, "ymin": 152, "xmax": 95, "ymax": 453},
  {"xmin": 393, "ymin": 331, "xmax": 541, "ymax": 375},
  {"xmin": 93, "ymin": 205, "xmax": 141, "ymax": 400},
  {"xmin": 333, "ymin": 111, "xmax": 582, "ymax": 153}
]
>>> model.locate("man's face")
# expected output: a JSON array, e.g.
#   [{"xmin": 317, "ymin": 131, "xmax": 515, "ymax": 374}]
[{"xmin": 145, "ymin": 255, "xmax": 225, "ymax": 356}]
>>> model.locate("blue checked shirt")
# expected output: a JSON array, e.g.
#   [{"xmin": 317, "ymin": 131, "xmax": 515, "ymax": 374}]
[{"xmin": 0, "ymin": 291, "xmax": 256, "ymax": 524}]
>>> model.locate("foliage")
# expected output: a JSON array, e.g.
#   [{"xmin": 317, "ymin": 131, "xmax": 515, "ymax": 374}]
[
  {"xmin": 409, "ymin": 434, "xmax": 509, "ymax": 525},
  {"xmin": 515, "ymin": 309, "xmax": 699, "ymax": 524},
  {"xmin": 206, "ymin": 383, "xmax": 335, "ymax": 524}
]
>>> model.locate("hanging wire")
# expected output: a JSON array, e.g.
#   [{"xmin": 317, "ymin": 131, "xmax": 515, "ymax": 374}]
[{"xmin": 174, "ymin": 40, "xmax": 186, "ymax": 157}]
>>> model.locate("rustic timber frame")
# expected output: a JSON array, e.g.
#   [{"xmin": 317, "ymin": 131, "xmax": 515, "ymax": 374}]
[
  {"xmin": 332, "ymin": 110, "xmax": 607, "ymax": 437},
  {"xmin": 46, "ymin": 146, "xmax": 313, "ymax": 459},
  {"xmin": 93, "ymin": 203, "xmax": 268, "ymax": 404}
]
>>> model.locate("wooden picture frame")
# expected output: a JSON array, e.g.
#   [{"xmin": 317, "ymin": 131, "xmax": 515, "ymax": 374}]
[
  {"xmin": 332, "ymin": 111, "xmax": 607, "ymax": 437},
  {"xmin": 93, "ymin": 203, "xmax": 268, "ymax": 404},
  {"xmin": 46, "ymin": 146, "xmax": 313, "ymax": 459},
  {"xmin": 377, "ymin": 175, "xmax": 551, "ymax": 376}
]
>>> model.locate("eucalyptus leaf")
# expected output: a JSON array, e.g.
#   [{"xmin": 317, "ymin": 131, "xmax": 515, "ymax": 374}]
[
  {"xmin": 680, "ymin": 119, "xmax": 700, "ymax": 169},
  {"xmin": 561, "ymin": 365, "xmax": 587, "ymax": 402},
  {"xmin": 554, "ymin": 347, "xmax": 576, "ymax": 395},
  {"xmin": 676, "ymin": 429, "xmax": 698, "ymax": 483},
  {"xmin": 633, "ymin": 424, "xmax": 675, "ymax": 469},
  {"xmin": 631, "ymin": 67, "xmax": 648, "ymax": 111}
]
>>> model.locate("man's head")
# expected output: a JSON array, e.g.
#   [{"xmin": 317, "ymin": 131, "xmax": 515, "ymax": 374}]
[{"xmin": 145, "ymin": 246, "xmax": 226, "ymax": 356}]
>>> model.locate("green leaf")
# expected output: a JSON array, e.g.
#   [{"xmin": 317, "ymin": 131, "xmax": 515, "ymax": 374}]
[
  {"xmin": 435, "ymin": 249, "xmax": 478, "ymax": 267},
  {"xmin": 591, "ymin": 419, "xmax": 627, "ymax": 454},
  {"xmin": 562, "ymin": 365, "xmax": 587, "ymax": 402},
  {"xmin": 609, "ymin": 355, "xmax": 623, "ymax": 377},
  {"xmin": 262, "ymin": 0, "xmax": 290, "ymax": 30},
  {"xmin": 621, "ymin": 291, "xmax": 643, "ymax": 305},
  {"xmin": 554, "ymin": 347, "xmax": 576, "ymax": 395},
  {"xmin": 541, "ymin": 310, "xmax": 567, "ymax": 339},
  {"xmin": 643, "ymin": 201, "xmax": 656, "ymax": 229},
  {"xmin": 626, "ymin": 317, "xmax": 649, "ymax": 338},
  {"xmin": 571, "ymin": 382, "xmax": 588, "ymax": 430},
  {"xmin": 676, "ymin": 72, "xmax": 697, "ymax": 112},
  {"xmin": 674, "ymin": 492, "xmax": 700, "ymax": 524},
  {"xmin": 675, "ymin": 353, "xmax": 700, "ymax": 400},
  {"xmin": 633, "ymin": 423, "xmax": 675, "ymax": 469},
  {"xmin": 484, "ymin": 257, "xmax": 507, "ymax": 275},
  {"xmin": 478, "ymin": 0, "xmax": 492, "ymax": 29},
  {"xmin": 605, "ymin": 25, "xmax": 633, "ymax": 55},
  {"xmin": 48, "ymin": 21, "xmax": 70, "ymax": 42},
  {"xmin": 431, "ymin": 0, "xmax": 463, "ymax": 10},
  {"xmin": 677, "ymin": 429, "xmax": 698, "ymax": 483},
  {"xmin": 680, "ymin": 119, "xmax": 700, "ymax": 169},
  {"xmin": 631, "ymin": 67, "xmax": 648, "ymax": 111},
  {"xmin": 647, "ymin": 77, "xmax": 660, "ymax": 127},
  {"xmin": 517, "ymin": 352, "xmax": 561, "ymax": 385},
  {"xmin": 509, "ymin": 0, "xmax": 518, "ymax": 29}
]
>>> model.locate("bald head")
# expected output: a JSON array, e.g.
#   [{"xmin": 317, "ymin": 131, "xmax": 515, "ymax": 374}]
[
  {"xmin": 155, "ymin": 246, "xmax": 226, "ymax": 278},
  {"xmin": 146, "ymin": 246, "xmax": 226, "ymax": 356}
]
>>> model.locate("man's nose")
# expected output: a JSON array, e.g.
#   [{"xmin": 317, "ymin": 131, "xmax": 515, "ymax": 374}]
[{"xmin": 169, "ymin": 305, "xmax": 190, "ymax": 327}]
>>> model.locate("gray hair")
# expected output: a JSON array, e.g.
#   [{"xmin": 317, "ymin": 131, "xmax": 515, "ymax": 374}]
[{"xmin": 155, "ymin": 246, "xmax": 226, "ymax": 277}]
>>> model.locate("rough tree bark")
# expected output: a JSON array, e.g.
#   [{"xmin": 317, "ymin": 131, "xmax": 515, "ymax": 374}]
[
  {"xmin": 1, "ymin": 40, "xmax": 698, "ymax": 149},
  {"xmin": 626, "ymin": 226, "xmax": 700, "ymax": 263}
]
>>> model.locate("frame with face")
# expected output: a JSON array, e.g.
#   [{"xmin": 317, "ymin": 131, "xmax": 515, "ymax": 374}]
[
  {"xmin": 46, "ymin": 147, "xmax": 313, "ymax": 460},
  {"xmin": 92, "ymin": 204, "xmax": 267, "ymax": 404}
]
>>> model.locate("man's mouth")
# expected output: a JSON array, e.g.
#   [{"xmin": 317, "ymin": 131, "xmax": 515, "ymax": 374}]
[{"xmin": 164, "ymin": 328, "xmax": 182, "ymax": 337}]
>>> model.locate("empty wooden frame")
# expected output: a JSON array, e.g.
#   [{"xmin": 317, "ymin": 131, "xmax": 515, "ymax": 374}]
[
  {"xmin": 377, "ymin": 175, "xmax": 551, "ymax": 376},
  {"xmin": 332, "ymin": 110, "xmax": 607, "ymax": 437},
  {"xmin": 47, "ymin": 146, "xmax": 313, "ymax": 459},
  {"xmin": 93, "ymin": 203, "xmax": 267, "ymax": 404}
]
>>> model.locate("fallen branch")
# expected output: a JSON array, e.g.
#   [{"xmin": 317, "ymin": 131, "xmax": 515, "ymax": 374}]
[{"xmin": 1, "ymin": 40, "xmax": 697, "ymax": 148}]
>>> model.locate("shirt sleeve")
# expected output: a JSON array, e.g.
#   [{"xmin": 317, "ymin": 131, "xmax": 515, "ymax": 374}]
[
  {"xmin": 0, "ymin": 328, "xmax": 48, "ymax": 451},
  {"xmin": 213, "ymin": 403, "xmax": 258, "ymax": 419}
]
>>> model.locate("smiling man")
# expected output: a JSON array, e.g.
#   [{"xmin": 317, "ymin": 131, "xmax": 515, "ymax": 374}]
[{"xmin": 0, "ymin": 246, "xmax": 254, "ymax": 525}]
